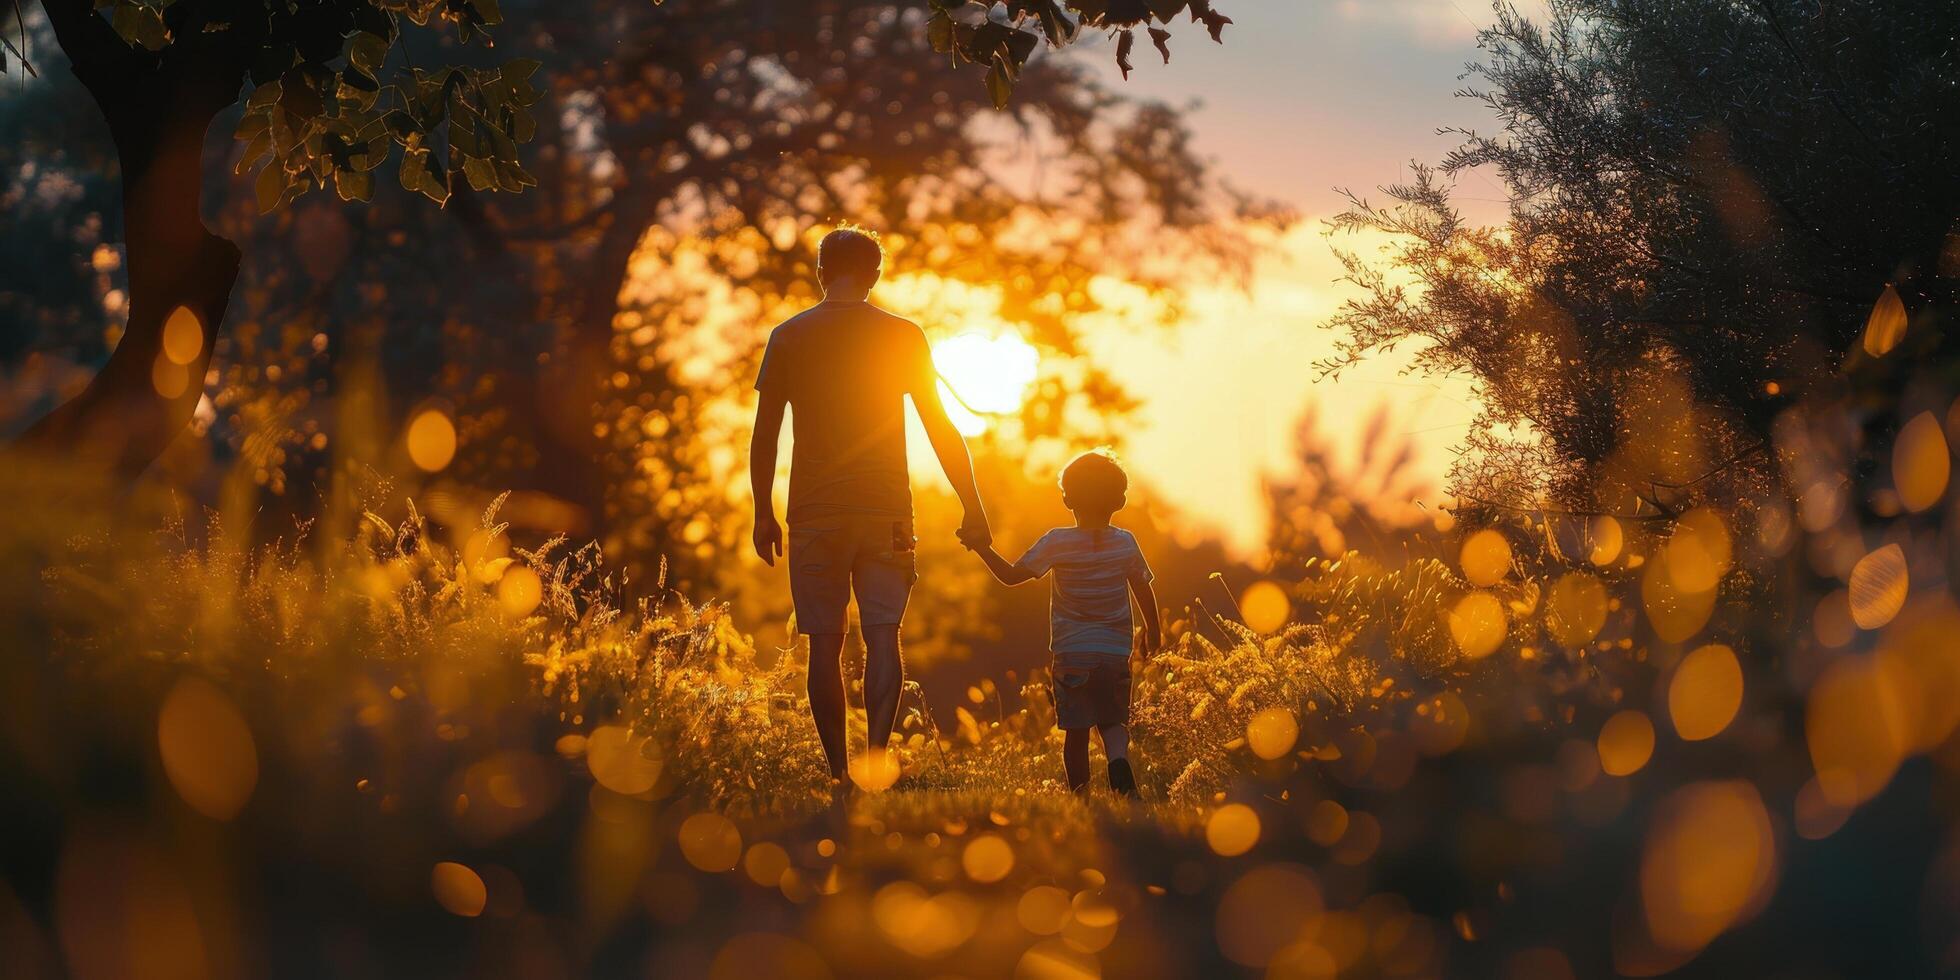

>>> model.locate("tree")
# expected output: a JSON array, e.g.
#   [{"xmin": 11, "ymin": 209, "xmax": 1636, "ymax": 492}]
[
  {"xmin": 6, "ymin": 0, "xmax": 1237, "ymax": 481},
  {"xmin": 11, "ymin": 0, "xmax": 540, "ymax": 477},
  {"xmin": 1324, "ymin": 0, "xmax": 1960, "ymax": 517}
]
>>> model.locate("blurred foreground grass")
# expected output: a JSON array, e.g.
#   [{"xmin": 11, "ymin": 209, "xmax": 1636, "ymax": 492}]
[{"xmin": 2, "ymin": 454, "xmax": 1958, "ymax": 979}]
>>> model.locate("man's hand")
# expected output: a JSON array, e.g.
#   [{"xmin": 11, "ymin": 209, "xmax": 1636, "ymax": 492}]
[
  {"xmin": 753, "ymin": 512, "xmax": 784, "ymax": 566},
  {"xmin": 956, "ymin": 512, "xmax": 991, "ymax": 551},
  {"xmin": 1134, "ymin": 626, "xmax": 1163, "ymax": 659}
]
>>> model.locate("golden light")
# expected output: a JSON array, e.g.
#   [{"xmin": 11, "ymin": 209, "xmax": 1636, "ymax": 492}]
[
  {"xmin": 1459, "ymin": 529, "xmax": 1512, "ymax": 587},
  {"xmin": 1813, "ymin": 590, "xmax": 1856, "ymax": 648},
  {"xmin": 1794, "ymin": 776, "xmax": 1851, "ymax": 840},
  {"xmin": 743, "ymin": 842, "xmax": 791, "ymax": 888},
  {"xmin": 1545, "ymin": 571, "xmax": 1608, "ymax": 649},
  {"xmin": 848, "ymin": 746, "xmax": 901, "ymax": 792},
  {"xmin": 1638, "ymin": 780, "xmax": 1776, "ymax": 953},
  {"xmin": 406, "ymin": 408, "xmax": 458, "ymax": 472},
  {"xmin": 1641, "ymin": 556, "xmax": 1715, "ymax": 644},
  {"xmin": 1863, "ymin": 283, "xmax": 1909, "ymax": 357},
  {"xmin": 1215, "ymin": 863, "xmax": 1324, "ymax": 968},
  {"xmin": 961, "ymin": 834, "xmax": 1015, "ymax": 883},
  {"xmin": 431, "ymin": 862, "xmax": 487, "ymax": 917},
  {"xmin": 1411, "ymin": 690, "xmax": 1470, "ymax": 756},
  {"xmin": 1017, "ymin": 885, "xmax": 1073, "ymax": 935},
  {"xmin": 1063, "ymin": 889, "xmax": 1120, "ymax": 952},
  {"xmin": 1446, "ymin": 592, "xmax": 1507, "ymax": 659},
  {"xmin": 679, "ymin": 812, "xmax": 743, "ymax": 872},
  {"xmin": 1016, "ymin": 939, "xmax": 1099, "ymax": 980},
  {"xmin": 1245, "ymin": 707, "xmax": 1299, "ymax": 760},
  {"xmin": 871, "ymin": 881, "xmax": 979, "ymax": 957},
  {"xmin": 150, "ymin": 353, "xmax": 192, "ymax": 400},
  {"xmin": 1206, "ymin": 803, "xmax": 1261, "ymax": 857},
  {"xmin": 157, "ymin": 676, "xmax": 258, "ymax": 821},
  {"xmin": 1304, "ymin": 800, "xmax": 1348, "ymax": 846},
  {"xmin": 1598, "ymin": 710, "xmax": 1655, "ymax": 777},
  {"xmin": 932, "ymin": 330, "xmax": 1039, "ymax": 435},
  {"xmin": 585, "ymin": 725, "xmax": 662, "ymax": 796},
  {"xmin": 1667, "ymin": 644, "xmax": 1743, "ymax": 741},
  {"xmin": 161, "ymin": 305, "xmax": 204, "ymax": 365},
  {"xmin": 1847, "ymin": 543, "xmax": 1908, "ymax": 630},
  {"xmin": 497, "ymin": 565, "xmax": 543, "ymax": 618},
  {"xmin": 1589, "ymin": 515, "xmax": 1624, "ymax": 566},
  {"xmin": 1807, "ymin": 654, "xmax": 1913, "ymax": 806},
  {"xmin": 1660, "ymin": 508, "xmax": 1732, "ymax": 595},
  {"xmin": 1239, "ymin": 580, "xmax": 1292, "ymax": 634},
  {"xmin": 1894, "ymin": 411, "xmax": 1951, "ymax": 512}
]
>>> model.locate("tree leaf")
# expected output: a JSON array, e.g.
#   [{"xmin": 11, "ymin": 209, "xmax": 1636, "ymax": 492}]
[
  {"xmin": 399, "ymin": 143, "xmax": 430, "ymax": 192},
  {"xmin": 1147, "ymin": 0, "xmax": 1186, "ymax": 22},
  {"xmin": 254, "ymin": 162, "xmax": 286, "ymax": 213},
  {"xmin": 1115, "ymin": 29, "xmax": 1135, "ymax": 79},
  {"xmin": 348, "ymin": 32, "xmax": 389, "ymax": 76},
  {"xmin": 463, "ymin": 156, "xmax": 498, "ymax": 191},
  {"xmin": 986, "ymin": 56, "xmax": 1012, "ymax": 109},
  {"xmin": 334, "ymin": 167, "xmax": 374, "ymax": 202},
  {"xmin": 235, "ymin": 132, "xmax": 272, "ymax": 175},
  {"xmin": 928, "ymin": 9, "xmax": 955, "ymax": 53},
  {"xmin": 1149, "ymin": 26, "xmax": 1171, "ymax": 64}
]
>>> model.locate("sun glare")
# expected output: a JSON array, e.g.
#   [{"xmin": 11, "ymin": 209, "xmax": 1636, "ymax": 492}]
[{"xmin": 932, "ymin": 331, "xmax": 1039, "ymax": 435}]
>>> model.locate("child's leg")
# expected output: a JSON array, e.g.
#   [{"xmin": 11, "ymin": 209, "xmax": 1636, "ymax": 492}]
[
  {"xmin": 1062, "ymin": 728, "xmax": 1092, "ymax": 793},
  {"xmin": 1099, "ymin": 724, "xmax": 1138, "ymax": 797},
  {"xmin": 1097, "ymin": 724, "xmax": 1129, "ymax": 760}
]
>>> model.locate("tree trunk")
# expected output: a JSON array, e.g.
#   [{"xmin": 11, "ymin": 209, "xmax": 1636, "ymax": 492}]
[{"xmin": 15, "ymin": 1, "xmax": 247, "ymax": 480}]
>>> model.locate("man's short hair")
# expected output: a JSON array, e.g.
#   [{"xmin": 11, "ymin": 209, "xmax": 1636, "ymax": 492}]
[
  {"xmin": 818, "ymin": 225, "xmax": 884, "ymax": 285},
  {"xmin": 1060, "ymin": 448, "xmax": 1129, "ymax": 514}
]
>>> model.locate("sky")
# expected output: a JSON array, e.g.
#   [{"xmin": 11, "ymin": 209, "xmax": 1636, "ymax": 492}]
[{"xmin": 1059, "ymin": 0, "xmax": 1529, "ymax": 552}]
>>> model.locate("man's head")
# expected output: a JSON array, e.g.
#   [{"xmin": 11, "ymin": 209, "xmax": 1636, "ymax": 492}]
[
  {"xmin": 1059, "ymin": 448, "xmax": 1129, "ymax": 521},
  {"xmin": 817, "ymin": 225, "xmax": 884, "ymax": 295}
]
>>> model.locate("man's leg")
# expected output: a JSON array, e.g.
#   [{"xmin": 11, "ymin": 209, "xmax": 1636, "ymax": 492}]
[
  {"xmin": 806, "ymin": 633, "xmax": 849, "ymax": 781},
  {"xmin": 862, "ymin": 624, "xmax": 904, "ymax": 756}
]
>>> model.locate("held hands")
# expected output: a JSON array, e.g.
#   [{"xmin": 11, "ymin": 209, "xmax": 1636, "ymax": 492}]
[
  {"xmin": 955, "ymin": 511, "xmax": 991, "ymax": 551},
  {"xmin": 752, "ymin": 511, "xmax": 784, "ymax": 566},
  {"xmin": 1132, "ymin": 626, "xmax": 1164, "ymax": 659}
]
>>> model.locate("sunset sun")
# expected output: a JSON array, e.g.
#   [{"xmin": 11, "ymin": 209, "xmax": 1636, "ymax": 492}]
[{"xmin": 932, "ymin": 331, "xmax": 1040, "ymax": 435}]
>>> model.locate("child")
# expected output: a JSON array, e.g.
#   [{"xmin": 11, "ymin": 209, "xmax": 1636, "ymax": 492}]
[{"xmin": 962, "ymin": 449, "xmax": 1161, "ymax": 796}]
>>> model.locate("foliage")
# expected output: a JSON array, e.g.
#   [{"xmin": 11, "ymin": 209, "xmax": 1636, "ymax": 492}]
[
  {"xmin": 928, "ymin": 0, "xmax": 1234, "ymax": 105},
  {"xmin": 1324, "ymin": 0, "xmax": 1960, "ymax": 513},
  {"xmin": 52, "ymin": 0, "xmax": 542, "ymax": 210}
]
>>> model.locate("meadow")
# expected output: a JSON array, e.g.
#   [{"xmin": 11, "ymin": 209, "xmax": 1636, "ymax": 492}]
[{"xmin": 6, "ymin": 386, "xmax": 1955, "ymax": 980}]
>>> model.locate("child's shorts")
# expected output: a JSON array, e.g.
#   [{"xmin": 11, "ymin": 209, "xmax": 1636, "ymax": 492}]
[{"xmin": 1050, "ymin": 651, "xmax": 1131, "ymax": 730}]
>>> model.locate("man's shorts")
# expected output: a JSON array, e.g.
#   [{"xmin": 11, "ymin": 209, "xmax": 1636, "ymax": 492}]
[
  {"xmin": 787, "ymin": 516, "xmax": 917, "ymax": 635},
  {"xmin": 1050, "ymin": 651, "xmax": 1132, "ymax": 730}
]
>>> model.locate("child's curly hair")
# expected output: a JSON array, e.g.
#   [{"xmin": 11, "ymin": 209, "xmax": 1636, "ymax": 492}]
[{"xmin": 1059, "ymin": 448, "xmax": 1128, "ymax": 515}]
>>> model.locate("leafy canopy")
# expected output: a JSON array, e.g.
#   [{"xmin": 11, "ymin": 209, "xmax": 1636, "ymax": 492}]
[{"xmin": 927, "ymin": 0, "xmax": 1232, "ymax": 106}]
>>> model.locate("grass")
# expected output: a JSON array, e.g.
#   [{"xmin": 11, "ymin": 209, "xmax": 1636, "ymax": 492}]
[{"xmin": 2, "ymin": 466, "xmax": 1954, "ymax": 978}]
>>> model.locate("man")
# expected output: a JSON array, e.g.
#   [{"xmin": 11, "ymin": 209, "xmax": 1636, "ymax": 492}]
[{"xmin": 749, "ymin": 226, "xmax": 991, "ymax": 793}]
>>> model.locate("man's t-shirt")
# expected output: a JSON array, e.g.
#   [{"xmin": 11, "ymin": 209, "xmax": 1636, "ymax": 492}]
[
  {"xmin": 1017, "ymin": 526, "xmax": 1153, "ymax": 655},
  {"xmin": 755, "ymin": 301, "xmax": 936, "ymax": 525}
]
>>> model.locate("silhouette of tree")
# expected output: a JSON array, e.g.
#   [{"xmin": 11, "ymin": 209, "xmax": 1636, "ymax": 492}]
[
  {"xmin": 1324, "ymin": 0, "xmax": 1960, "ymax": 516},
  {"xmin": 3, "ymin": 0, "xmax": 1235, "ymax": 483}
]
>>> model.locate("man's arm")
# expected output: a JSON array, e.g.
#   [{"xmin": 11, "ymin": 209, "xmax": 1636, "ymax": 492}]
[
  {"xmin": 912, "ymin": 375, "xmax": 990, "ymax": 547},
  {"xmin": 974, "ymin": 544, "xmax": 1038, "ymax": 586},
  {"xmin": 750, "ymin": 387, "xmax": 787, "ymax": 565},
  {"xmin": 1130, "ymin": 572, "xmax": 1163, "ymax": 654}
]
